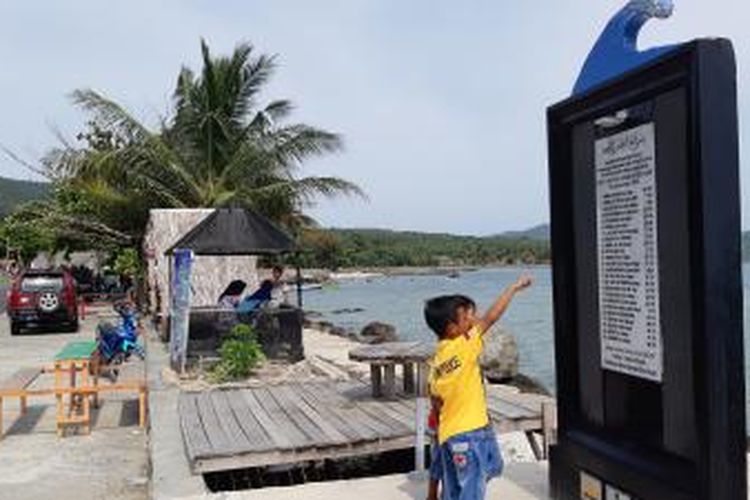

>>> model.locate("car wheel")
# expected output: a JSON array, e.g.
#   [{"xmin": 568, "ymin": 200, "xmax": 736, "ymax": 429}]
[{"xmin": 10, "ymin": 321, "xmax": 21, "ymax": 336}]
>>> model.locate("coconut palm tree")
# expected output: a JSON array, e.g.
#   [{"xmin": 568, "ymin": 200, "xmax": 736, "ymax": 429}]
[{"xmin": 35, "ymin": 39, "xmax": 363, "ymax": 245}]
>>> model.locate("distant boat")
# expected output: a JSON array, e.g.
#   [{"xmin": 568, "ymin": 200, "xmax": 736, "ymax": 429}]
[
  {"xmin": 299, "ymin": 283, "xmax": 323, "ymax": 291},
  {"xmin": 330, "ymin": 271, "xmax": 384, "ymax": 281},
  {"xmin": 447, "ymin": 271, "xmax": 460, "ymax": 279}
]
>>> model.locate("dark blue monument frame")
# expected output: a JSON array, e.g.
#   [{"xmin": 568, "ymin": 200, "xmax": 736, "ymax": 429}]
[{"xmin": 547, "ymin": 39, "xmax": 746, "ymax": 500}]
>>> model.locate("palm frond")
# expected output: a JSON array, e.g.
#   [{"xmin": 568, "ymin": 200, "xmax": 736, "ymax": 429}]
[
  {"xmin": 260, "ymin": 124, "xmax": 343, "ymax": 168},
  {"xmin": 70, "ymin": 89, "xmax": 151, "ymax": 142}
]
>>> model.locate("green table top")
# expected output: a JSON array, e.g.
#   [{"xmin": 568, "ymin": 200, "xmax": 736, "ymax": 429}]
[{"xmin": 54, "ymin": 340, "xmax": 98, "ymax": 361}]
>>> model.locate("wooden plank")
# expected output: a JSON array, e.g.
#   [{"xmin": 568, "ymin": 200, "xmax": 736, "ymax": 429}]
[
  {"xmin": 239, "ymin": 389, "xmax": 295, "ymax": 449},
  {"xmin": 209, "ymin": 391, "xmax": 253, "ymax": 453},
  {"xmin": 178, "ymin": 393, "xmax": 213, "ymax": 459},
  {"xmin": 294, "ymin": 383, "xmax": 379, "ymax": 442},
  {"xmin": 487, "ymin": 386, "xmax": 554, "ymax": 413},
  {"xmin": 266, "ymin": 385, "xmax": 326, "ymax": 445},
  {"xmin": 253, "ymin": 387, "xmax": 311, "ymax": 448},
  {"xmin": 371, "ymin": 365, "xmax": 382, "ymax": 397},
  {"xmin": 382, "ymin": 365, "xmax": 396, "ymax": 398},
  {"xmin": 225, "ymin": 390, "xmax": 275, "ymax": 452},
  {"xmin": 311, "ymin": 382, "xmax": 392, "ymax": 437},
  {"xmin": 360, "ymin": 399, "xmax": 415, "ymax": 432},
  {"xmin": 22, "ymin": 384, "xmax": 145, "ymax": 396},
  {"xmin": 277, "ymin": 385, "xmax": 349, "ymax": 446},
  {"xmin": 403, "ymin": 363, "xmax": 415, "ymax": 393},
  {"xmin": 336, "ymin": 380, "xmax": 373, "ymax": 401},
  {"xmin": 380, "ymin": 396, "xmax": 422, "ymax": 429},
  {"xmin": 195, "ymin": 391, "xmax": 236, "ymax": 454},
  {"xmin": 193, "ymin": 434, "xmax": 416, "ymax": 473},
  {"xmin": 486, "ymin": 393, "xmax": 538, "ymax": 419},
  {"xmin": 0, "ymin": 368, "xmax": 41, "ymax": 392},
  {"xmin": 315, "ymin": 383, "xmax": 395, "ymax": 436},
  {"xmin": 350, "ymin": 382, "xmax": 414, "ymax": 434},
  {"xmin": 349, "ymin": 341, "xmax": 433, "ymax": 363}
]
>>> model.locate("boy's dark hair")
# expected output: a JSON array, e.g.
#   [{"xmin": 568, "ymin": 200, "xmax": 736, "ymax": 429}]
[
  {"xmin": 424, "ymin": 295, "xmax": 476, "ymax": 338},
  {"xmin": 272, "ymin": 265, "xmax": 284, "ymax": 274}
]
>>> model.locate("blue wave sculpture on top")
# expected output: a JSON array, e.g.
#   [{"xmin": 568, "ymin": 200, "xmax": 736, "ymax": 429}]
[{"xmin": 573, "ymin": 0, "xmax": 680, "ymax": 95}]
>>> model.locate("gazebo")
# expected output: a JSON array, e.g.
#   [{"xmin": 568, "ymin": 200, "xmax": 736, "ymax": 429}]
[{"xmin": 165, "ymin": 207, "xmax": 304, "ymax": 371}]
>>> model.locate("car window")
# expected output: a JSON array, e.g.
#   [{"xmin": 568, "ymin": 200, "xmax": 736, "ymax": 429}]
[{"xmin": 21, "ymin": 276, "xmax": 64, "ymax": 292}]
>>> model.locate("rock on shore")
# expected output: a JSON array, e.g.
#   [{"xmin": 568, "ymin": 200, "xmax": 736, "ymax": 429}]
[
  {"xmin": 360, "ymin": 321, "xmax": 399, "ymax": 344},
  {"xmin": 480, "ymin": 324, "xmax": 519, "ymax": 380}
]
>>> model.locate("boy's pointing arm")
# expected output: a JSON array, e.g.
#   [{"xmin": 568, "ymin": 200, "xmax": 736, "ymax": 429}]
[{"xmin": 477, "ymin": 275, "xmax": 532, "ymax": 335}]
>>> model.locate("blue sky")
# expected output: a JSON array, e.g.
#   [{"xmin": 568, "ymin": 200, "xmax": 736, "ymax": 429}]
[{"xmin": 0, "ymin": 1, "xmax": 748, "ymax": 234}]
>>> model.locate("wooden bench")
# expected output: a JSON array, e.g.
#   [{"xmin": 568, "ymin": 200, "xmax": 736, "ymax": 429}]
[
  {"xmin": 0, "ymin": 368, "xmax": 42, "ymax": 438},
  {"xmin": 349, "ymin": 342, "xmax": 434, "ymax": 398},
  {"xmin": 68, "ymin": 379, "xmax": 148, "ymax": 431}
]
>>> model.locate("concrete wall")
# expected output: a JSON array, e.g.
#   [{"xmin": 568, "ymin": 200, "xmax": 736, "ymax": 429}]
[{"xmin": 143, "ymin": 209, "xmax": 259, "ymax": 318}]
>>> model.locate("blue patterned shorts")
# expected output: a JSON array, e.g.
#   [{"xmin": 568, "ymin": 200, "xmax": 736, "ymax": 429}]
[{"xmin": 438, "ymin": 426, "xmax": 503, "ymax": 500}]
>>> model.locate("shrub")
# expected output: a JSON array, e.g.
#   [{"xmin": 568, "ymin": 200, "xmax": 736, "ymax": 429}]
[{"xmin": 210, "ymin": 324, "xmax": 266, "ymax": 382}]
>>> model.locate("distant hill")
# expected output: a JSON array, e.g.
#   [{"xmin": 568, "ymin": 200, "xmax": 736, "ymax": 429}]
[
  {"xmin": 0, "ymin": 176, "xmax": 50, "ymax": 217},
  {"xmin": 497, "ymin": 223, "xmax": 550, "ymax": 241},
  {"xmin": 301, "ymin": 226, "xmax": 552, "ymax": 268}
]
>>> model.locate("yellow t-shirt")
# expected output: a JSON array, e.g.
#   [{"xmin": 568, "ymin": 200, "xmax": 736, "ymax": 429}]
[{"xmin": 429, "ymin": 325, "xmax": 489, "ymax": 444}]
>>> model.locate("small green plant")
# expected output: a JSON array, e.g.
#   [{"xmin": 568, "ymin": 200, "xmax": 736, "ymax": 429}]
[{"xmin": 210, "ymin": 324, "xmax": 265, "ymax": 382}]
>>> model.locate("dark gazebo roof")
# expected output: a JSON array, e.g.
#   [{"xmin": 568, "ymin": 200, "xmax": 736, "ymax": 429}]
[{"xmin": 165, "ymin": 208, "xmax": 296, "ymax": 256}]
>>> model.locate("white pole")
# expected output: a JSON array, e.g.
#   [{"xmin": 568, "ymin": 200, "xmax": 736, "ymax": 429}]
[
  {"xmin": 415, "ymin": 396, "xmax": 427, "ymax": 473},
  {"xmin": 410, "ymin": 361, "xmax": 429, "ymax": 481}
]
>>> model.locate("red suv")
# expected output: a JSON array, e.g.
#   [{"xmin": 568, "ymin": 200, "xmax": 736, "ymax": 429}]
[{"xmin": 7, "ymin": 269, "xmax": 79, "ymax": 335}]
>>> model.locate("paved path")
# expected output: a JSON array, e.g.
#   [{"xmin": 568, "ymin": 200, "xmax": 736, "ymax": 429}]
[
  {"xmin": 0, "ymin": 310, "xmax": 148, "ymax": 500},
  {"xmin": 0, "ymin": 283, "xmax": 7, "ymax": 314},
  {"xmin": 180, "ymin": 464, "xmax": 549, "ymax": 499}
]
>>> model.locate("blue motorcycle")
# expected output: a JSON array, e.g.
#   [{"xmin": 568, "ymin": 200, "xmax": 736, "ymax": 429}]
[{"xmin": 96, "ymin": 302, "xmax": 145, "ymax": 377}]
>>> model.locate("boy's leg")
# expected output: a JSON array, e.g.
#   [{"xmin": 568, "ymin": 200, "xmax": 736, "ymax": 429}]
[
  {"xmin": 440, "ymin": 435, "xmax": 486, "ymax": 500},
  {"xmin": 427, "ymin": 479, "xmax": 440, "ymax": 500},
  {"xmin": 440, "ymin": 427, "xmax": 503, "ymax": 499},
  {"xmin": 427, "ymin": 439, "xmax": 442, "ymax": 500}
]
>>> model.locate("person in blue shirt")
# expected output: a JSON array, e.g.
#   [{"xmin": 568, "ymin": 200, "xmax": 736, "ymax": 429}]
[{"xmin": 236, "ymin": 266, "xmax": 284, "ymax": 313}]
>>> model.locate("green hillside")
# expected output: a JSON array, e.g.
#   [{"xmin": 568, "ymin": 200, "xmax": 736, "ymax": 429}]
[
  {"xmin": 298, "ymin": 227, "xmax": 551, "ymax": 269},
  {"xmin": 497, "ymin": 223, "xmax": 550, "ymax": 241},
  {"xmin": 0, "ymin": 176, "xmax": 50, "ymax": 217}
]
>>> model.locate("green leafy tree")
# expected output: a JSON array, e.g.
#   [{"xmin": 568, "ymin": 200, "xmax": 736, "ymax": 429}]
[
  {"xmin": 28, "ymin": 39, "xmax": 364, "ymax": 247},
  {"xmin": 0, "ymin": 207, "xmax": 56, "ymax": 263}
]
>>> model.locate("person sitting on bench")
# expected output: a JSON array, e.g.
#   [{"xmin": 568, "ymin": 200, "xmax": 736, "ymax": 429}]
[
  {"xmin": 236, "ymin": 266, "xmax": 284, "ymax": 314},
  {"xmin": 218, "ymin": 280, "xmax": 247, "ymax": 309}
]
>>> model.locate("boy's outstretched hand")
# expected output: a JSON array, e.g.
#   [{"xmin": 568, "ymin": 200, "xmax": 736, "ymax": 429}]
[
  {"xmin": 479, "ymin": 274, "xmax": 534, "ymax": 334},
  {"xmin": 512, "ymin": 275, "xmax": 533, "ymax": 293}
]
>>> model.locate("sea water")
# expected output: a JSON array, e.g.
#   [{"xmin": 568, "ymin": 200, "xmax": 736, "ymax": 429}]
[{"xmin": 304, "ymin": 265, "xmax": 750, "ymax": 426}]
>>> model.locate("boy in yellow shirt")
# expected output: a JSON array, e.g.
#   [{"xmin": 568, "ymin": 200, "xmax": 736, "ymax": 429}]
[{"xmin": 426, "ymin": 275, "xmax": 532, "ymax": 500}]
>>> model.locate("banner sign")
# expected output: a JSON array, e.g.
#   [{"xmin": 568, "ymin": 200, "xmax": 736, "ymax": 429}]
[{"xmin": 169, "ymin": 248, "xmax": 193, "ymax": 372}]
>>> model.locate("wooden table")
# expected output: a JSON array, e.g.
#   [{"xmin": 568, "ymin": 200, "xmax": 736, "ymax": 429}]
[
  {"xmin": 349, "ymin": 341, "xmax": 434, "ymax": 398},
  {"xmin": 53, "ymin": 340, "xmax": 99, "ymax": 436}
]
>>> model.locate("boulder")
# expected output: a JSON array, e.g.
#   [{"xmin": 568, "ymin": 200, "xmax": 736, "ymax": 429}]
[
  {"xmin": 480, "ymin": 324, "xmax": 519, "ymax": 381},
  {"xmin": 360, "ymin": 321, "xmax": 398, "ymax": 344}
]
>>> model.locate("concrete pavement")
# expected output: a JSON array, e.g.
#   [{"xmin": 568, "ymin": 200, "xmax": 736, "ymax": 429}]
[
  {"xmin": 147, "ymin": 326, "xmax": 207, "ymax": 500},
  {"xmin": 0, "ymin": 283, "xmax": 7, "ymax": 314},
  {"xmin": 176, "ymin": 464, "xmax": 549, "ymax": 500},
  {"xmin": 0, "ymin": 310, "xmax": 149, "ymax": 500}
]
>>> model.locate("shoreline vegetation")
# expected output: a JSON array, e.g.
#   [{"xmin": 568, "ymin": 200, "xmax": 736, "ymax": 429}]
[{"xmin": 294, "ymin": 227, "xmax": 551, "ymax": 271}]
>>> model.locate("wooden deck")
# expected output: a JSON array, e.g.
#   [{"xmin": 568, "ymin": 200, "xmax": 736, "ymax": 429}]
[{"xmin": 179, "ymin": 380, "xmax": 554, "ymax": 473}]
